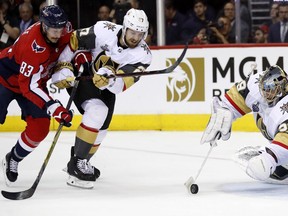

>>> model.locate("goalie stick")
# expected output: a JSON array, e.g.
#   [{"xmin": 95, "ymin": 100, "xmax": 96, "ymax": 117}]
[
  {"xmin": 1, "ymin": 66, "xmax": 84, "ymax": 200},
  {"xmin": 184, "ymin": 140, "xmax": 217, "ymax": 194},
  {"xmin": 67, "ymin": 43, "xmax": 188, "ymax": 82}
]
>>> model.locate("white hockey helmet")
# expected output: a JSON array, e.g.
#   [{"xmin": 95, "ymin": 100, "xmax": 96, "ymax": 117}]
[{"xmin": 122, "ymin": 8, "xmax": 149, "ymax": 40}]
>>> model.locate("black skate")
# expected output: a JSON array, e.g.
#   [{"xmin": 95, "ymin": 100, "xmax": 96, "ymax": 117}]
[
  {"xmin": 2, "ymin": 152, "xmax": 18, "ymax": 185},
  {"xmin": 66, "ymin": 156, "xmax": 99, "ymax": 189}
]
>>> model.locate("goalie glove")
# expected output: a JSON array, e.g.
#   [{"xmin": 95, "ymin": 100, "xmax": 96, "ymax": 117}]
[{"xmin": 200, "ymin": 97, "xmax": 233, "ymax": 145}]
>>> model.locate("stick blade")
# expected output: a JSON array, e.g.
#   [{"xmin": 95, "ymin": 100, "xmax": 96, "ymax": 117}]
[
  {"xmin": 184, "ymin": 176, "xmax": 195, "ymax": 193},
  {"xmin": 163, "ymin": 42, "xmax": 188, "ymax": 74},
  {"xmin": 1, "ymin": 188, "xmax": 35, "ymax": 200}
]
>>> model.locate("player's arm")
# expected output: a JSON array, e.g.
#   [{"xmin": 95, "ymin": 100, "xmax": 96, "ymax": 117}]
[
  {"xmin": 18, "ymin": 61, "xmax": 51, "ymax": 108},
  {"xmin": 201, "ymin": 76, "xmax": 253, "ymax": 145},
  {"xmin": 92, "ymin": 62, "xmax": 149, "ymax": 94},
  {"xmin": 58, "ymin": 26, "xmax": 96, "ymax": 63},
  {"xmin": 223, "ymin": 78, "xmax": 252, "ymax": 119},
  {"xmin": 18, "ymin": 61, "xmax": 73, "ymax": 127},
  {"xmin": 92, "ymin": 43, "xmax": 152, "ymax": 94},
  {"xmin": 52, "ymin": 26, "xmax": 96, "ymax": 88}
]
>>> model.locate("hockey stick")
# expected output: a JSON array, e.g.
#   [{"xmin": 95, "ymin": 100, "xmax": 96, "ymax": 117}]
[
  {"xmin": 1, "ymin": 66, "xmax": 83, "ymax": 200},
  {"xmin": 67, "ymin": 43, "xmax": 188, "ymax": 81},
  {"xmin": 184, "ymin": 140, "xmax": 217, "ymax": 194}
]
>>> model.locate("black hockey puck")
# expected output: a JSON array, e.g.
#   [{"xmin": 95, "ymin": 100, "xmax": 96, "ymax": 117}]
[{"xmin": 190, "ymin": 184, "xmax": 199, "ymax": 194}]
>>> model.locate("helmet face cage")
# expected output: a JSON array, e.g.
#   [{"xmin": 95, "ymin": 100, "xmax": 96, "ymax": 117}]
[
  {"xmin": 40, "ymin": 5, "xmax": 68, "ymax": 29},
  {"xmin": 122, "ymin": 8, "xmax": 149, "ymax": 40},
  {"xmin": 259, "ymin": 65, "xmax": 288, "ymax": 107}
]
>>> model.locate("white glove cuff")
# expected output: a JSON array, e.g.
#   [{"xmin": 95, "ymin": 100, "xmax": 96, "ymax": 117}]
[{"xmin": 52, "ymin": 68, "xmax": 75, "ymax": 85}]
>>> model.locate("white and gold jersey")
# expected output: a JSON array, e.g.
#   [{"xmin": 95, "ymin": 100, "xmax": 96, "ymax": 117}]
[
  {"xmin": 59, "ymin": 21, "xmax": 152, "ymax": 92},
  {"xmin": 223, "ymin": 70, "xmax": 288, "ymax": 151}
]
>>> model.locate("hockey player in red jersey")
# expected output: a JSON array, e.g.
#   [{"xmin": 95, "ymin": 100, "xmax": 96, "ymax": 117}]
[
  {"xmin": 0, "ymin": 5, "xmax": 73, "ymax": 185},
  {"xmin": 201, "ymin": 64, "xmax": 288, "ymax": 184},
  {"xmin": 52, "ymin": 8, "xmax": 152, "ymax": 188}
]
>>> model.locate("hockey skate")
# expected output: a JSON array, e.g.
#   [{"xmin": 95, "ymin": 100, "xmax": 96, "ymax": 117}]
[
  {"xmin": 2, "ymin": 152, "xmax": 19, "ymax": 186},
  {"xmin": 66, "ymin": 156, "xmax": 100, "ymax": 189}
]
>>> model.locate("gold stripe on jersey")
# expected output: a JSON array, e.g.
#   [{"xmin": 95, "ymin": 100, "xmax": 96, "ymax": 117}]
[
  {"xmin": 117, "ymin": 69, "xmax": 135, "ymax": 89},
  {"xmin": 273, "ymin": 132, "xmax": 288, "ymax": 148},
  {"xmin": 226, "ymin": 85, "xmax": 251, "ymax": 115},
  {"xmin": 69, "ymin": 31, "xmax": 79, "ymax": 51}
]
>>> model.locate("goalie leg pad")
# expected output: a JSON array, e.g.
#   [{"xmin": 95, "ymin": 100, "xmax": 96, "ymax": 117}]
[
  {"xmin": 246, "ymin": 151, "xmax": 277, "ymax": 181},
  {"xmin": 234, "ymin": 146, "xmax": 288, "ymax": 184}
]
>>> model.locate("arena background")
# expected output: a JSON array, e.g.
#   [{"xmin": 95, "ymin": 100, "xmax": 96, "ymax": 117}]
[
  {"xmin": 3, "ymin": 43, "xmax": 287, "ymax": 132},
  {"xmin": 0, "ymin": 0, "xmax": 281, "ymax": 132}
]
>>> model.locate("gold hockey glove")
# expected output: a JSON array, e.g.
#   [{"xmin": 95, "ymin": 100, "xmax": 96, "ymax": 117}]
[{"xmin": 92, "ymin": 66, "xmax": 116, "ymax": 90}]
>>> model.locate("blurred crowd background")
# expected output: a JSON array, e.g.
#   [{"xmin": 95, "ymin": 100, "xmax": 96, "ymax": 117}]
[{"xmin": 0, "ymin": 0, "xmax": 286, "ymax": 48}]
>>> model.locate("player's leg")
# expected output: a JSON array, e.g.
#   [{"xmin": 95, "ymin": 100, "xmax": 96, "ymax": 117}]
[
  {"xmin": 66, "ymin": 98, "xmax": 110, "ymax": 188},
  {"xmin": 87, "ymin": 129, "xmax": 107, "ymax": 161},
  {"xmin": 0, "ymin": 84, "xmax": 14, "ymax": 124},
  {"xmin": 3, "ymin": 95, "xmax": 50, "ymax": 185}
]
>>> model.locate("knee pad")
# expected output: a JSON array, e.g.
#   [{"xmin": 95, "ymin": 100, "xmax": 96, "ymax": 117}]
[
  {"xmin": 81, "ymin": 99, "xmax": 108, "ymax": 129},
  {"xmin": 25, "ymin": 116, "xmax": 50, "ymax": 142},
  {"xmin": 246, "ymin": 151, "xmax": 277, "ymax": 181}
]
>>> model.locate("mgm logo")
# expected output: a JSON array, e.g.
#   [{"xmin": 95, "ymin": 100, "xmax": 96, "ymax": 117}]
[{"xmin": 166, "ymin": 58, "xmax": 205, "ymax": 102}]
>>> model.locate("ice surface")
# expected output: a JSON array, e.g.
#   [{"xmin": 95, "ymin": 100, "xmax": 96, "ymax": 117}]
[{"xmin": 0, "ymin": 131, "xmax": 287, "ymax": 216}]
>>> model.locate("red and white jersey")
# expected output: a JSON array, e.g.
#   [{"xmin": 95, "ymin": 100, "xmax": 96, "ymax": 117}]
[
  {"xmin": 223, "ymin": 70, "xmax": 288, "ymax": 151},
  {"xmin": 0, "ymin": 22, "xmax": 72, "ymax": 109}
]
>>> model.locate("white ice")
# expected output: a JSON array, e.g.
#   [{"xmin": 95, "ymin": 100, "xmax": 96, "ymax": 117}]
[{"xmin": 0, "ymin": 131, "xmax": 287, "ymax": 216}]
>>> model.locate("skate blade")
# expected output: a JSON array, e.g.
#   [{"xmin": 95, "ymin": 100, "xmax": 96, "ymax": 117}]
[
  {"xmin": 2, "ymin": 158, "xmax": 13, "ymax": 187},
  {"xmin": 66, "ymin": 175, "xmax": 94, "ymax": 189},
  {"xmin": 62, "ymin": 167, "xmax": 68, "ymax": 173}
]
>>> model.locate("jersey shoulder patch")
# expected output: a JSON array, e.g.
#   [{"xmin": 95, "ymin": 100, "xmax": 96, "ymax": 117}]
[{"xmin": 95, "ymin": 21, "xmax": 120, "ymax": 33}]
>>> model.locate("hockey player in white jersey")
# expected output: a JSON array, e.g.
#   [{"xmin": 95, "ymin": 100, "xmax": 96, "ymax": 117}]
[
  {"xmin": 52, "ymin": 8, "xmax": 152, "ymax": 188},
  {"xmin": 201, "ymin": 65, "xmax": 288, "ymax": 184}
]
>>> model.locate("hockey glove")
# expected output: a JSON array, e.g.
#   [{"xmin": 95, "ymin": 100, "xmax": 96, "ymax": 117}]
[
  {"xmin": 52, "ymin": 62, "xmax": 75, "ymax": 89},
  {"xmin": 200, "ymin": 97, "xmax": 233, "ymax": 145},
  {"xmin": 46, "ymin": 100, "xmax": 73, "ymax": 127},
  {"xmin": 93, "ymin": 66, "xmax": 116, "ymax": 90},
  {"xmin": 73, "ymin": 51, "xmax": 92, "ymax": 74}
]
